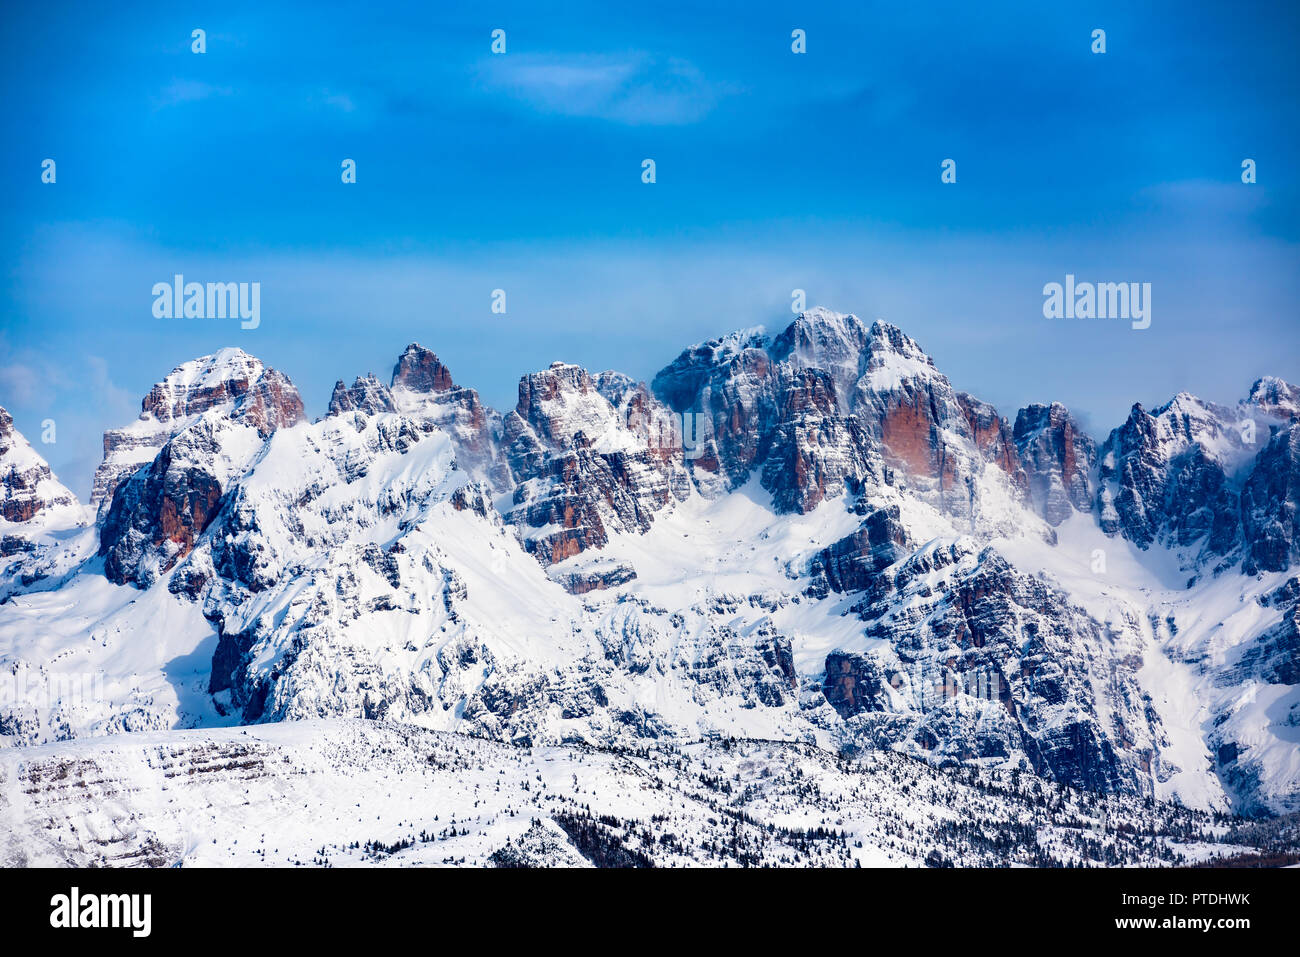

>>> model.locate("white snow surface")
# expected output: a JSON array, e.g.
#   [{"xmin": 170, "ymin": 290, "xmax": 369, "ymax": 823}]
[
  {"xmin": 1, "ymin": 317, "xmax": 1298, "ymax": 838},
  {"xmin": 0, "ymin": 718, "xmax": 1247, "ymax": 868}
]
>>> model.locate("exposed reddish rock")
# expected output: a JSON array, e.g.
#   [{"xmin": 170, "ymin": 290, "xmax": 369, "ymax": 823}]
[
  {"xmin": 1013, "ymin": 402, "xmax": 1096, "ymax": 525},
  {"xmin": 654, "ymin": 312, "xmax": 1031, "ymax": 527},
  {"xmin": 135, "ymin": 351, "xmax": 303, "ymax": 435},
  {"xmin": 853, "ymin": 322, "xmax": 995, "ymax": 511},
  {"xmin": 652, "ymin": 329, "xmax": 778, "ymax": 490},
  {"xmin": 1, "ymin": 497, "xmax": 39, "ymax": 524},
  {"xmin": 92, "ymin": 349, "xmax": 304, "ymax": 511},
  {"xmin": 231, "ymin": 369, "xmax": 306, "ymax": 435},
  {"xmin": 609, "ymin": 378, "xmax": 681, "ymax": 468},
  {"xmin": 513, "ymin": 362, "xmax": 603, "ymax": 446},
  {"xmin": 94, "ymin": 351, "xmax": 306, "ymax": 588},
  {"xmin": 392, "ymin": 343, "xmax": 455, "ymax": 394},
  {"xmin": 100, "ymin": 432, "xmax": 227, "ymax": 585},
  {"xmin": 879, "ymin": 394, "xmax": 944, "ymax": 481},
  {"xmin": 824, "ymin": 652, "xmax": 889, "ymax": 718},
  {"xmin": 140, "ymin": 367, "xmax": 250, "ymax": 424},
  {"xmin": 504, "ymin": 361, "xmax": 689, "ymax": 565},
  {"xmin": 388, "ymin": 344, "xmax": 506, "ymax": 487},
  {"xmin": 759, "ymin": 369, "xmax": 877, "ymax": 513},
  {"xmin": 959, "ymin": 393, "xmax": 1023, "ymax": 482}
]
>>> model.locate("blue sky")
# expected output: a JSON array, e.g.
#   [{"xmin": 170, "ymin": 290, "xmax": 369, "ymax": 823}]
[{"xmin": 2, "ymin": 0, "xmax": 1298, "ymax": 497}]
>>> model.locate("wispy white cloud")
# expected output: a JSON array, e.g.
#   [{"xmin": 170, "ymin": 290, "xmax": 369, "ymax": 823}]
[
  {"xmin": 0, "ymin": 343, "xmax": 141, "ymax": 498},
  {"xmin": 1138, "ymin": 179, "xmax": 1269, "ymax": 217},
  {"xmin": 153, "ymin": 79, "xmax": 234, "ymax": 110},
  {"xmin": 84, "ymin": 355, "xmax": 139, "ymax": 421},
  {"xmin": 477, "ymin": 53, "xmax": 721, "ymax": 125},
  {"xmin": 307, "ymin": 88, "xmax": 357, "ymax": 113},
  {"xmin": 0, "ymin": 361, "xmax": 47, "ymax": 407}
]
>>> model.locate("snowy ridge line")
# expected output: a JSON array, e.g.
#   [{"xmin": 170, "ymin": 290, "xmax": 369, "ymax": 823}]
[{"xmin": 0, "ymin": 307, "xmax": 1298, "ymax": 826}]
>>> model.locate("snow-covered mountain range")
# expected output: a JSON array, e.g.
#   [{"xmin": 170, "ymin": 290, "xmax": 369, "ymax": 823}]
[{"xmin": 2, "ymin": 308, "xmax": 1298, "ymax": 865}]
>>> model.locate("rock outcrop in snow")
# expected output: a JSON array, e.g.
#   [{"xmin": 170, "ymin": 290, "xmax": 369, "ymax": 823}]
[
  {"xmin": 0, "ymin": 407, "xmax": 78, "ymax": 524},
  {"xmin": 389, "ymin": 344, "xmax": 507, "ymax": 487},
  {"xmin": 1014, "ymin": 402, "xmax": 1096, "ymax": 525},
  {"xmin": 654, "ymin": 311, "xmax": 1036, "ymax": 531},
  {"xmin": 90, "ymin": 348, "xmax": 303, "ymax": 512},
  {"xmin": 503, "ymin": 361, "xmax": 691, "ymax": 565},
  {"xmin": 1095, "ymin": 383, "xmax": 1300, "ymax": 575},
  {"xmin": 2, "ymin": 309, "xmax": 1298, "ymax": 821},
  {"xmin": 0, "ymin": 408, "xmax": 90, "ymax": 601},
  {"xmin": 95, "ymin": 350, "xmax": 305, "ymax": 588}
]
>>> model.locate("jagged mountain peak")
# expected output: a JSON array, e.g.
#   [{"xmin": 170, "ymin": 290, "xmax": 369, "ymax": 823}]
[
  {"xmin": 775, "ymin": 306, "xmax": 867, "ymax": 345},
  {"xmin": 687, "ymin": 324, "xmax": 770, "ymax": 357},
  {"xmin": 0, "ymin": 406, "xmax": 80, "ymax": 524},
  {"xmin": 1249, "ymin": 375, "xmax": 1300, "ymax": 421},
  {"xmin": 1124, "ymin": 390, "xmax": 1252, "ymax": 470},
  {"xmin": 1013, "ymin": 402, "xmax": 1096, "ymax": 526},
  {"xmin": 857, "ymin": 320, "xmax": 942, "ymax": 394},
  {"xmin": 377, "ymin": 343, "xmax": 507, "ymax": 488},
  {"xmin": 140, "ymin": 347, "xmax": 271, "ymax": 422},
  {"xmin": 1014, "ymin": 400, "xmax": 1073, "ymax": 430},
  {"xmin": 89, "ymin": 350, "xmax": 305, "ymax": 510},
  {"xmin": 0, "ymin": 406, "xmax": 91, "ymax": 601},
  {"xmin": 391, "ymin": 343, "xmax": 455, "ymax": 394},
  {"xmin": 513, "ymin": 361, "xmax": 618, "ymax": 450},
  {"xmin": 1150, "ymin": 390, "xmax": 1229, "ymax": 420},
  {"xmin": 1094, "ymin": 383, "xmax": 1291, "ymax": 563},
  {"xmin": 0, "ymin": 405, "xmax": 30, "ymax": 456},
  {"xmin": 164, "ymin": 345, "xmax": 263, "ymax": 381},
  {"xmin": 133, "ymin": 345, "xmax": 303, "ymax": 431},
  {"xmin": 770, "ymin": 309, "xmax": 870, "ymax": 399},
  {"xmin": 4, "ymin": 315, "xmax": 1299, "ymax": 823},
  {"xmin": 518, "ymin": 361, "xmax": 601, "ymax": 400},
  {"xmin": 328, "ymin": 373, "xmax": 395, "ymax": 417}
]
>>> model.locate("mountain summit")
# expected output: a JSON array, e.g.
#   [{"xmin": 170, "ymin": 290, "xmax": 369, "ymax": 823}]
[{"xmin": 2, "ymin": 309, "xmax": 1298, "ymax": 822}]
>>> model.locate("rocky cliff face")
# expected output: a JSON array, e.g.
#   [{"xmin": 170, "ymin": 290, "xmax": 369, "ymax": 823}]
[
  {"xmin": 652, "ymin": 326, "xmax": 779, "ymax": 493},
  {"xmin": 1248, "ymin": 376, "xmax": 1300, "ymax": 423},
  {"xmin": 1095, "ymin": 386, "xmax": 1300, "ymax": 573},
  {"xmin": 653, "ymin": 311, "xmax": 1035, "ymax": 530},
  {"xmin": 503, "ymin": 361, "xmax": 690, "ymax": 564},
  {"xmin": 192, "ymin": 412, "xmax": 490, "ymax": 724},
  {"xmin": 808, "ymin": 504, "xmax": 912, "ymax": 595},
  {"xmin": 0, "ymin": 408, "xmax": 90, "ymax": 600},
  {"xmin": 90, "ymin": 348, "xmax": 303, "ymax": 512},
  {"xmin": 1241, "ymin": 424, "xmax": 1300, "ymax": 574},
  {"xmin": 388, "ymin": 344, "xmax": 507, "ymax": 488},
  {"xmin": 759, "ymin": 368, "xmax": 879, "ymax": 513},
  {"xmin": 0, "ymin": 407, "xmax": 77, "ymax": 524},
  {"xmin": 1096, "ymin": 395, "xmax": 1241, "ymax": 556},
  {"xmin": 2, "ymin": 310, "xmax": 1298, "ymax": 818},
  {"xmin": 821, "ymin": 541, "xmax": 1159, "ymax": 795},
  {"xmin": 1014, "ymin": 402, "xmax": 1096, "ymax": 525},
  {"xmin": 96, "ymin": 350, "xmax": 305, "ymax": 588},
  {"xmin": 328, "ymin": 374, "xmax": 395, "ymax": 417}
]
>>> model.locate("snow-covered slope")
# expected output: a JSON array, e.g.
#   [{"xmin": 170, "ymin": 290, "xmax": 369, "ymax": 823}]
[
  {"xmin": 1, "ymin": 308, "xmax": 1298, "ymax": 841},
  {"xmin": 0, "ymin": 718, "xmax": 1258, "ymax": 868},
  {"xmin": 0, "ymin": 406, "xmax": 93, "ymax": 602},
  {"xmin": 90, "ymin": 348, "xmax": 303, "ymax": 512}
]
